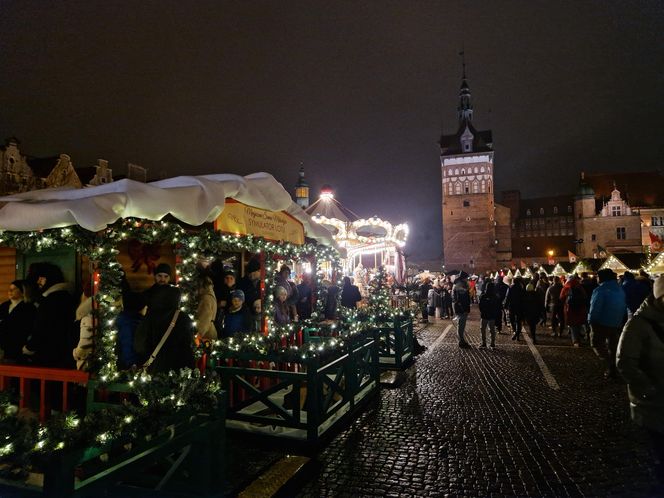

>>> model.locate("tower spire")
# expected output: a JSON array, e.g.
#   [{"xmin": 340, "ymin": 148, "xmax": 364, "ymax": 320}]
[{"xmin": 457, "ymin": 49, "xmax": 473, "ymax": 125}]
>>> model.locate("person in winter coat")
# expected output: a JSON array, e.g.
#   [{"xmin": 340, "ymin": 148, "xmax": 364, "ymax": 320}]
[
  {"xmin": 536, "ymin": 275, "xmax": 550, "ymax": 327},
  {"xmin": 452, "ymin": 272, "xmax": 471, "ymax": 348},
  {"xmin": 222, "ymin": 289, "xmax": 252, "ymax": 337},
  {"xmin": 560, "ymin": 275, "xmax": 588, "ymax": 347},
  {"xmin": 622, "ymin": 271, "xmax": 652, "ymax": 319},
  {"xmin": 418, "ymin": 278, "xmax": 433, "ymax": 323},
  {"xmin": 495, "ymin": 276, "xmax": 509, "ymax": 333},
  {"xmin": 442, "ymin": 284, "xmax": 453, "ymax": 319},
  {"xmin": 616, "ymin": 276, "xmax": 664, "ymax": 493},
  {"xmin": 237, "ymin": 258, "xmax": 262, "ymax": 332},
  {"xmin": 0, "ymin": 280, "xmax": 35, "ymax": 362},
  {"xmin": 194, "ymin": 274, "xmax": 217, "ymax": 340},
  {"xmin": 341, "ymin": 276, "xmax": 362, "ymax": 309},
  {"xmin": 588, "ymin": 269, "xmax": 627, "ymax": 379},
  {"xmin": 134, "ymin": 285, "xmax": 194, "ymax": 374},
  {"xmin": 504, "ymin": 277, "xmax": 525, "ymax": 341},
  {"xmin": 275, "ymin": 265, "xmax": 299, "ymax": 321},
  {"xmin": 116, "ymin": 291, "xmax": 145, "ymax": 370},
  {"xmin": 296, "ymin": 274, "xmax": 314, "ymax": 320},
  {"xmin": 322, "ymin": 280, "xmax": 339, "ymax": 320},
  {"xmin": 23, "ymin": 263, "xmax": 75, "ymax": 368},
  {"xmin": 523, "ymin": 283, "xmax": 541, "ymax": 344},
  {"xmin": 478, "ymin": 281, "xmax": 499, "ymax": 348},
  {"xmin": 545, "ymin": 277, "xmax": 565, "ymax": 337},
  {"xmin": 273, "ymin": 286, "xmax": 291, "ymax": 326},
  {"xmin": 72, "ymin": 290, "xmax": 95, "ymax": 370}
]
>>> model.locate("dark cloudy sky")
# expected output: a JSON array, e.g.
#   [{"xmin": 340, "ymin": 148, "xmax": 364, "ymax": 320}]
[{"xmin": 1, "ymin": 1, "xmax": 662, "ymax": 262}]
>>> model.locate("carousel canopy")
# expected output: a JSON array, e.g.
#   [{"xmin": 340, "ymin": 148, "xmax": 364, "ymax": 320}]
[{"xmin": 0, "ymin": 173, "xmax": 337, "ymax": 247}]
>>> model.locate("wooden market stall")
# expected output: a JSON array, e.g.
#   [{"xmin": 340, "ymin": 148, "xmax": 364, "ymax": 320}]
[{"xmin": 0, "ymin": 172, "xmax": 342, "ymax": 494}]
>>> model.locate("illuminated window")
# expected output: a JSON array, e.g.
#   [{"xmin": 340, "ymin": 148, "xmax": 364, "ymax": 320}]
[
  {"xmin": 472, "ymin": 181, "xmax": 479, "ymax": 193},
  {"xmin": 455, "ymin": 182, "xmax": 462, "ymax": 195},
  {"xmin": 553, "ymin": 206, "xmax": 558, "ymax": 214},
  {"xmin": 539, "ymin": 207, "xmax": 544, "ymax": 215},
  {"xmin": 526, "ymin": 209, "xmax": 531, "ymax": 216}
]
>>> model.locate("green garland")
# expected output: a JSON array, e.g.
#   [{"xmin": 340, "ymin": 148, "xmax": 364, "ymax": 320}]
[{"xmin": 0, "ymin": 369, "xmax": 220, "ymax": 477}]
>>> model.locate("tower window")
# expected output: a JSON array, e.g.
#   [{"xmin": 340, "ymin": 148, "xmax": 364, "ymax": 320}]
[
  {"xmin": 553, "ymin": 206, "xmax": 558, "ymax": 214},
  {"xmin": 591, "ymin": 234, "xmax": 596, "ymax": 241},
  {"xmin": 461, "ymin": 169, "xmax": 465, "ymax": 175},
  {"xmin": 480, "ymin": 180, "xmax": 486, "ymax": 192},
  {"xmin": 464, "ymin": 182, "xmax": 469, "ymax": 194},
  {"xmin": 455, "ymin": 183, "xmax": 462, "ymax": 195},
  {"xmin": 463, "ymin": 200, "xmax": 470, "ymax": 207},
  {"xmin": 611, "ymin": 206, "xmax": 621, "ymax": 216},
  {"xmin": 616, "ymin": 227, "xmax": 626, "ymax": 240},
  {"xmin": 472, "ymin": 181, "xmax": 479, "ymax": 193}
]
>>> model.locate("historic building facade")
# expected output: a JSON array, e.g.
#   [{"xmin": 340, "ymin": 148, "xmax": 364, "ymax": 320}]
[{"xmin": 439, "ymin": 70, "xmax": 511, "ymax": 273}]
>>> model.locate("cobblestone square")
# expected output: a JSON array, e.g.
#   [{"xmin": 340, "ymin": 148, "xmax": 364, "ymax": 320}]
[{"xmin": 297, "ymin": 311, "xmax": 658, "ymax": 497}]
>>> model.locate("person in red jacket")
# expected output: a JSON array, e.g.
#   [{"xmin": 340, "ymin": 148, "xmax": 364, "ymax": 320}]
[{"xmin": 560, "ymin": 275, "xmax": 588, "ymax": 347}]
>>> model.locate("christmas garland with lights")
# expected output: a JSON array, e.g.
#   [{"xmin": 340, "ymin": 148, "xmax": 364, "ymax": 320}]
[{"xmin": 0, "ymin": 368, "xmax": 220, "ymax": 477}]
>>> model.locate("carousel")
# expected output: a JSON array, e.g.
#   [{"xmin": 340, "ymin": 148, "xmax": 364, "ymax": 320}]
[{"xmin": 306, "ymin": 186, "xmax": 409, "ymax": 289}]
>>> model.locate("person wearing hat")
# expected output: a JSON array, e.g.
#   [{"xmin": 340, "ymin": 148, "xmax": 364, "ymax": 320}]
[
  {"xmin": 134, "ymin": 285, "xmax": 194, "ymax": 373},
  {"xmin": 143, "ymin": 262, "xmax": 173, "ymax": 311},
  {"xmin": 617, "ymin": 276, "xmax": 664, "ymax": 492},
  {"xmin": 222, "ymin": 289, "xmax": 252, "ymax": 337},
  {"xmin": 22, "ymin": 263, "xmax": 75, "ymax": 367},
  {"xmin": 588, "ymin": 268, "xmax": 627, "ymax": 379}
]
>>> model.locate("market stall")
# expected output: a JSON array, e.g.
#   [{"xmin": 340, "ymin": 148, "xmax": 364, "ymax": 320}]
[{"xmin": 0, "ymin": 172, "xmax": 348, "ymax": 493}]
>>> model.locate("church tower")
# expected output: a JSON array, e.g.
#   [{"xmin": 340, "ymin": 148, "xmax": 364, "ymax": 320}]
[
  {"xmin": 294, "ymin": 166, "xmax": 310, "ymax": 208},
  {"xmin": 440, "ymin": 59, "xmax": 496, "ymax": 273}
]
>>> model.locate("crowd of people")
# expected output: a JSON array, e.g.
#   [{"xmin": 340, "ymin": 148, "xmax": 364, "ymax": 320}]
[{"xmin": 417, "ymin": 267, "xmax": 664, "ymax": 488}]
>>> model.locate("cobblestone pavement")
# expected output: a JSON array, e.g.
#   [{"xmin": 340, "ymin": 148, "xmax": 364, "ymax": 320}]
[{"xmin": 297, "ymin": 310, "xmax": 659, "ymax": 497}]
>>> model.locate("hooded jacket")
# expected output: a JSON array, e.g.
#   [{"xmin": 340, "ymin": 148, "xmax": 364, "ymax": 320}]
[
  {"xmin": 588, "ymin": 280, "xmax": 627, "ymax": 328},
  {"xmin": 616, "ymin": 296, "xmax": 664, "ymax": 433},
  {"xmin": 560, "ymin": 279, "xmax": 587, "ymax": 326},
  {"xmin": 622, "ymin": 274, "xmax": 652, "ymax": 314}
]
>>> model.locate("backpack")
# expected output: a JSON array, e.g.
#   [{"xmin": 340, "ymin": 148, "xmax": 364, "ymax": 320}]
[{"xmin": 566, "ymin": 286, "xmax": 584, "ymax": 310}]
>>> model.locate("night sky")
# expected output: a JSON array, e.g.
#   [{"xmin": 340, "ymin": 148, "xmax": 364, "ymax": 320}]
[{"xmin": 1, "ymin": 1, "xmax": 662, "ymax": 263}]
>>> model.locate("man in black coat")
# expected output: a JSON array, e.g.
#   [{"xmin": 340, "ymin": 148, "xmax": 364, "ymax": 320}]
[
  {"xmin": 0, "ymin": 280, "xmax": 35, "ymax": 362},
  {"xmin": 504, "ymin": 277, "xmax": 525, "ymax": 341},
  {"xmin": 23, "ymin": 263, "xmax": 75, "ymax": 368}
]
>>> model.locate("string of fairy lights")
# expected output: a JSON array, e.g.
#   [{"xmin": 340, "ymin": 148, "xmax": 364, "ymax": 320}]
[{"xmin": 0, "ymin": 217, "xmax": 411, "ymax": 466}]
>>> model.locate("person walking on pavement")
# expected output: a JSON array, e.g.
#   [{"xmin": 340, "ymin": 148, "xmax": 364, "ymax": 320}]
[
  {"xmin": 560, "ymin": 275, "xmax": 588, "ymax": 347},
  {"xmin": 452, "ymin": 272, "xmax": 471, "ymax": 348},
  {"xmin": 418, "ymin": 277, "xmax": 433, "ymax": 324},
  {"xmin": 478, "ymin": 281, "xmax": 499, "ymax": 349},
  {"xmin": 523, "ymin": 283, "xmax": 541, "ymax": 344},
  {"xmin": 495, "ymin": 276, "xmax": 509, "ymax": 334},
  {"xmin": 587, "ymin": 269, "xmax": 627, "ymax": 379},
  {"xmin": 616, "ymin": 276, "xmax": 664, "ymax": 494},
  {"xmin": 504, "ymin": 276, "xmax": 525, "ymax": 341},
  {"xmin": 622, "ymin": 270, "xmax": 652, "ymax": 320},
  {"xmin": 545, "ymin": 276, "xmax": 565, "ymax": 337}
]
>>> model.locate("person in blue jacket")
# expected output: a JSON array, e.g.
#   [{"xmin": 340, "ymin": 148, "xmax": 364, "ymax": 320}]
[{"xmin": 588, "ymin": 268, "xmax": 627, "ymax": 379}]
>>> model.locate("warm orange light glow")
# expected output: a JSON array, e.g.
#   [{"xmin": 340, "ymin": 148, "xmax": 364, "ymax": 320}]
[{"xmin": 547, "ymin": 250, "xmax": 554, "ymax": 257}]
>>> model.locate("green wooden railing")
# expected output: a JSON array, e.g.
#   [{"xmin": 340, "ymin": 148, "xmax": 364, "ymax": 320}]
[
  {"xmin": 216, "ymin": 330, "xmax": 378, "ymax": 443},
  {"xmin": 372, "ymin": 317, "xmax": 414, "ymax": 370}
]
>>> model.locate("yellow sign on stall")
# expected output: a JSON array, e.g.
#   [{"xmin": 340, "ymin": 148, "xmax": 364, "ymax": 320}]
[{"xmin": 215, "ymin": 200, "xmax": 305, "ymax": 245}]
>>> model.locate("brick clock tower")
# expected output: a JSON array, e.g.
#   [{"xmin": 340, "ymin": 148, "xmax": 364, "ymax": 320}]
[{"xmin": 440, "ymin": 66, "xmax": 497, "ymax": 273}]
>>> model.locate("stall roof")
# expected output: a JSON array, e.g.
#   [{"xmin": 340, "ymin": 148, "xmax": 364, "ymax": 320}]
[{"xmin": 0, "ymin": 173, "xmax": 336, "ymax": 247}]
